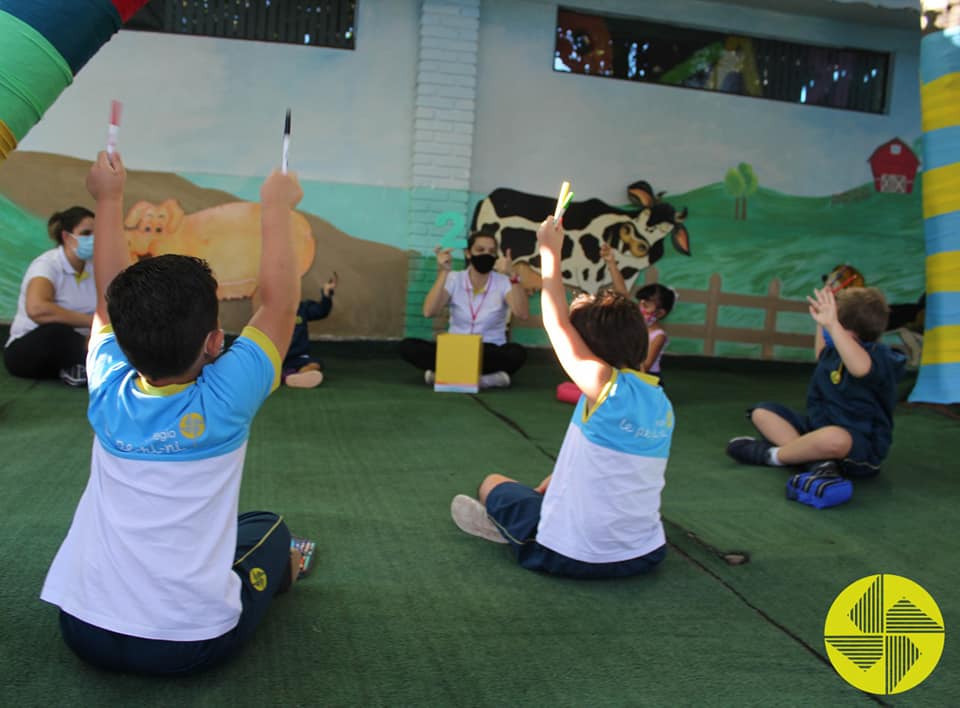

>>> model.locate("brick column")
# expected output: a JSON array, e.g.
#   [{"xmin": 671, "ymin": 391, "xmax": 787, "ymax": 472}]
[{"xmin": 405, "ymin": 0, "xmax": 480, "ymax": 339}]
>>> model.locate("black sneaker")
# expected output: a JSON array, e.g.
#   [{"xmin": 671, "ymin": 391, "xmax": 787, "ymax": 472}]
[
  {"xmin": 59, "ymin": 364, "xmax": 87, "ymax": 387},
  {"xmin": 808, "ymin": 460, "xmax": 841, "ymax": 478},
  {"xmin": 726, "ymin": 436, "xmax": 773, "ymax": 466}
]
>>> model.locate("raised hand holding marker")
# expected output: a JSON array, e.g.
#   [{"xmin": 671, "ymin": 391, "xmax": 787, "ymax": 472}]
[
  {"xmin": 107, "ymin": 100, "xmax": 122, "ymax": 165},
  {"xmin": 281, "ymin": 109, "xmax": 291, "ymax": 174}
]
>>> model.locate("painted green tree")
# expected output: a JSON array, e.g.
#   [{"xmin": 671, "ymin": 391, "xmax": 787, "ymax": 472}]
[{"xmin": 724, "ymin": 162, "xmax": 758, "ymax": 220}]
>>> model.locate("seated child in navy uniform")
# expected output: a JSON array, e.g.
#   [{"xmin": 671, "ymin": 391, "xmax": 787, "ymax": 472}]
[
  {"xmin": 450, "ymin": 215, "xmax": 673, "ymax": 579},
  {"xmin": 727, "ymin": 286, "xmax": 906, "ymax": 478},
  {"xmin": 283, "ymin": 273, "xmax": 336, "ymax": 388},
  {"xmin": 40, "ymin": 152, "xmax": 315, "ymax": 676}
]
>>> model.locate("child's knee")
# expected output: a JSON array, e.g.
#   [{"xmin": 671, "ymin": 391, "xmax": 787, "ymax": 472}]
[
  {"xmin": 822, "ymin": 427, "xmax": 854, "ymax": 458},
  {"xmin": 478, "ymin": 474, "xmax": 513, "ymax": 503}
]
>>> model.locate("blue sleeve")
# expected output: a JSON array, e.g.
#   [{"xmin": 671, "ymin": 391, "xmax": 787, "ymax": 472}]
[
  {"xmin": 86, "ymin": 329, "xmax": 134, "ymax": 395},
  {"xmin": 302, "ymin": 296, "xmax": 333, "ymax": 321},
  {"xmin": 197, "ymin": 327, "xmax": 281, "ymax": 421}
]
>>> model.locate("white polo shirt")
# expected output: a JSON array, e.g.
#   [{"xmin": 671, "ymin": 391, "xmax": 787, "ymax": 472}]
[
  {"xmin": 537, "ymin": 369, "xmax": 674, "ymax": 563},
  {"xmin": 443, "ymin": 270, "xmax": 512, "ymax": 345},
  {"xmin": 6, "ymin": 247, "xmax": 95, "ymax": 345}
]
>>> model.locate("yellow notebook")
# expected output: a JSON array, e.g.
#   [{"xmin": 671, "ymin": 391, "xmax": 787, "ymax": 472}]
[{"xmin": 435, "ymin": 333, "xmax": 483, "ymax": 393}]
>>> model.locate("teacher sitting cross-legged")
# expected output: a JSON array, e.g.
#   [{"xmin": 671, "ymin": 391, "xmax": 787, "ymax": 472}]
[{"xmin": 400, "ymin": 231, "xmax": 529, "ymax": 389}]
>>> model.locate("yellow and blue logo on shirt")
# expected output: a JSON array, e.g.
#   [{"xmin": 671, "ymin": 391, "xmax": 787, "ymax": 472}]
[{"xmin": 179, "ymin": 413, "xmax": 206, "ymax": 440}]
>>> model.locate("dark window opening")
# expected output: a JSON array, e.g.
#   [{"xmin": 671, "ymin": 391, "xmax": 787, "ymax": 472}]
[
  {"xmin": 126, "ymin": 0, "xmax": 356, "ymax": 50},
  {"xmin": 555, "ymin": 8, "xmax": 889, "ymax": 114}
]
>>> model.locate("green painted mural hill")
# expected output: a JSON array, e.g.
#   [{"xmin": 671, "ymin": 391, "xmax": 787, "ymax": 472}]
[
  {"xmin": 0, "ymin": 194, "xmax": 48, "ymax": 320},
  {"xmin": 648, "ymin": 179, "xmax": 924, "ymax": 359}
]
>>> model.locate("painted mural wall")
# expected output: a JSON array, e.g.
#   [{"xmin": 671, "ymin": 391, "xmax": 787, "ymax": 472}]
[
  {"xmin": 0, "ymin": 0, "xmax": 925, "ymax": 361},
  {"xmin": 468, "ymin": 0, "xmax": 925, "ymax": 358}
]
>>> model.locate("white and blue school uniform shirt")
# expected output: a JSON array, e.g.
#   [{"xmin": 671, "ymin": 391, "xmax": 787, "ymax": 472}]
[
  {"xmin": 6, "ymin": 246, "xmax": 95, "ymax": 345},
  {"xmin": 443, "ymin": 270, "xmax": 512, "ymax": 345},
  {"xmin": 537, "ymin": 369, "xmax": 674, "ymax": 563},
  {"xmin": 40, "ymin": 326, "xmax": 280, "ymax": 642}
]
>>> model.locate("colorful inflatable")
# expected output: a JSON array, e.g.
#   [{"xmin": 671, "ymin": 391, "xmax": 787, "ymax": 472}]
[
  {"xmin": 910, "ymin": 23, "xmax": 960, "ymax": 404},
  {"xmin": 0, "ymin": 0, "xmax": 150, "ymax": 163}
]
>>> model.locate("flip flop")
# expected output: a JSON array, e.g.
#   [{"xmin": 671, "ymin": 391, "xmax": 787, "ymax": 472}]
[{"xmin": 290, "ymin": 537, "xmax": 316, "ymax": 579}]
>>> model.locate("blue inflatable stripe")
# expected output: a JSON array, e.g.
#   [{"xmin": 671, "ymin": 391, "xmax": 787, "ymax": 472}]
[
  {"xmin": 921, "ymin": 28, "xmax": 960, "ymax": 86},
  {"xmin": 925, "ymin": 210, "xmax": 960, "ymax": 255},
  {"xmin": 923, "ymin": 125, "xmax": 960, "ymax": 171},
  {"xmin": 926, "ymin": 292, "xmax": 960, "ymax": 331},
  {"xmin": 909, "ymin": 361, "xmax": 960, "ymax": 404},
  {"xmin": 0, "ymin": 0, "xmax": 121, "ymax": 76}
]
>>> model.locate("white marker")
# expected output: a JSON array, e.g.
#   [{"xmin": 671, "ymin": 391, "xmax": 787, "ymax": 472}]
[
  {"xmin": 281, "ymin": 109, "xmax": 291, "ymax": 174},
  {"xmin": 107, "ymin": 100, "xmax": 122, "ymax": 162}
]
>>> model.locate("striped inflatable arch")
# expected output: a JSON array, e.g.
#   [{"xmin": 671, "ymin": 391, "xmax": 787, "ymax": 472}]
[
  {"xmin": 911, "ymin": 26, "xmax": 960, "ymax": 404},
  {"xmin": 0, "ymin": 0, "xmax": 150, "ymax": 163}
]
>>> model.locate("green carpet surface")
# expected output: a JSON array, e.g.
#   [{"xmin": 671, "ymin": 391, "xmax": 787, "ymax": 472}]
[{"xmin": 0, "ymin": 351, "xmax": 956, "ymax": 706}]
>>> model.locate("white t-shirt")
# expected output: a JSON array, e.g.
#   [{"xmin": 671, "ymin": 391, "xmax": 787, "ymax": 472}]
[
  {"xmin": 537, "ymin": 369, "xmax": 674, "ymax": 563},
  {"xmin": 443, "ymin": 270, "xmax": 512, "ymax": 345},
  {"xmin": 40, "ymin": 326, "xmax": 280, "ymax": 642},
  {"xmin": 6, "ymin": 247, "xmax": 96, "ymax": 345}
]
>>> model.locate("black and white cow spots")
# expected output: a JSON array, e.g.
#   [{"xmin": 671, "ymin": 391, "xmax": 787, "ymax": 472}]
[{"xmin": 471, "ymin": 185, "xmax": 690, "ymax": 294}]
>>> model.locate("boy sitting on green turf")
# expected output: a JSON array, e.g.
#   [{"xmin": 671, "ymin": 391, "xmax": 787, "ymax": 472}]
[{"xmin": 41, "ymin": 151, "xmax": 314, "ymax": 675}]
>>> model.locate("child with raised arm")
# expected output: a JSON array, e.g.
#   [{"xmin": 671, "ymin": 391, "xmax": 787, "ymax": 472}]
[
  {"xmin": 450, "ymin": 216, "xmax": 674, "ymax": 579},
  {"xmin": 602, "ymin": 242, "xmax": 675, "ymax": 382},
  {"xmin": 40, "ymin": 152, "xmax": 315, "ymax": 675},
  {"xmin": 283, "ymin": 272, "xmax": 337, "ymax": 388},
  {"xmin": 726, "ymin": 286, "xmax": 906, "ymax": 478}
]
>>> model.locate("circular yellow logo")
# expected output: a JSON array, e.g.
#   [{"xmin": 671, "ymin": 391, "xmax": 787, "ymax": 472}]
[
  {"xmin": 824, "ymin": 574, "xmax": 944, "ymax": 695},
  {"xmin": 179, "ymin": 413, "xmax": 205, "ymax": 439},
  {"xmin": 249, "ymin": 567, "xmax": 268, "ymax": 592}
]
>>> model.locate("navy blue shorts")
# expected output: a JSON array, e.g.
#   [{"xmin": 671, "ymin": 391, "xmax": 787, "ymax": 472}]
[
  {"xmin": 58, "ymin": 510, "xmax": 293, "ymax": 675},
  {"xmin": 485, "ymin": 482, "xmax": 666, "ymax": 579},
  {"xmin": 750, "ymin": 402, "xmax": 881, "ymax": 478}
]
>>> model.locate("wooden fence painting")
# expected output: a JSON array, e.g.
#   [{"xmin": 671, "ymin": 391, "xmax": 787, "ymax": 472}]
[{"xmin": 505, "ymin": 266, "xmax": 814, "ymax": 360}]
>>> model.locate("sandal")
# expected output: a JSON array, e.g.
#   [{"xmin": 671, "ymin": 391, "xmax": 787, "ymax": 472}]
[{"xmin": 290, "ymin": 537, "xmax": 316, "ymax": 579}]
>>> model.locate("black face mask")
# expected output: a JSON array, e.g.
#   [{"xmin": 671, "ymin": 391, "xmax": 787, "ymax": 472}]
[{"xmin": 470, "ymin": 253, "xmax": 496, "ymax": 274}]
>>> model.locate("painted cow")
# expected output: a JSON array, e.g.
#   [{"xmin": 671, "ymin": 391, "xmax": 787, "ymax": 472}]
[{"xmin": 470, "ymin": 181, "xmax": 691, "ymax": 294}]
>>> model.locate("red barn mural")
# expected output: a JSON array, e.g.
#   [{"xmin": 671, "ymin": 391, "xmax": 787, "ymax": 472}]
[{"xmin": 868, "ymin": 138, "xmax": 920, "ymax": 194}]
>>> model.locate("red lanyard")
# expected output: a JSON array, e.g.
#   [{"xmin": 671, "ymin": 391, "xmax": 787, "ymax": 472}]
[{"xmin": 465, "ymin": 272, "xmax": 491, "ymax": 333}]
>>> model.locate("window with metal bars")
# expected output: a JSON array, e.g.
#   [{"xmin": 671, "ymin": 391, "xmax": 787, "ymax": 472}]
[
  {"xmin": 126, "ymin": 0, "xmax": 356, "ymax": 50},
  {"xmin": 554, "ymin": 7, "xmax": 890, "ymax": 114}
]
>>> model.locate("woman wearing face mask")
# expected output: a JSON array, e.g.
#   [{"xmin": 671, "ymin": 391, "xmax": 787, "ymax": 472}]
[
  {"xmin": 401, "ymin": 231, "xmax": 529, "ymax": 388},
  {"xmin": 4, "ymin": 207, "xmax": 98, "ymax": 386}
]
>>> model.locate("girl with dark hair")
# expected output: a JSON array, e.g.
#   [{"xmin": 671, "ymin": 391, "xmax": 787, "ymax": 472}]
[
  {"xmin": 602, "ymin": 243, "xmax": 676, "ymax": 383},
  {"xmin": 4, "ymin": 206, "xmax": 97, "ymax": 385}
]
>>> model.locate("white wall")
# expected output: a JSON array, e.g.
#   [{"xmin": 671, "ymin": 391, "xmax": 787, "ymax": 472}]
[
  {"xmin": 471, "ymin": 0, "xmax": 922, "ymax": 201},
  {"xmin": 18, "ymin": 0, "xmax": 419, "ymax": 188}
]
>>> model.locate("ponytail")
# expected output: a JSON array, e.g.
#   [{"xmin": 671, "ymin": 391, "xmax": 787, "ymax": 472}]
[{"xmin": 47, "ymin": 206, "xmax": 94, "ymax": 245}]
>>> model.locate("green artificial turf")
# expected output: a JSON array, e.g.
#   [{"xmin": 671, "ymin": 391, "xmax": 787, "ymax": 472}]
[{"xmin": 0, "ymin": 352, "xmax": 955, "ymax": 706}]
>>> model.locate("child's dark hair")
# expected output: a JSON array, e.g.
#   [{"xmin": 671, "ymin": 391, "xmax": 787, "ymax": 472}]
[
  {"xmin": 106, "ymin": 255, "xmax": 219, "ymax": 380},
  {"xmin": 837, "ymin": 287, "xmax": 889, "ymax": 342},
  {"xmin": 569, "ymin": 290, "xmax": 648, "ymax": 369},
  {"xmin": 635, "ymin": 283, "xmax": 676, "ymax": 318},
  {"xmin": 466, "ymin": 231, "xmax": 498, "ymax": 251},
  {"xmin": 47, "ymin": 207, "xmax": 94, "ymax": 245}
]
